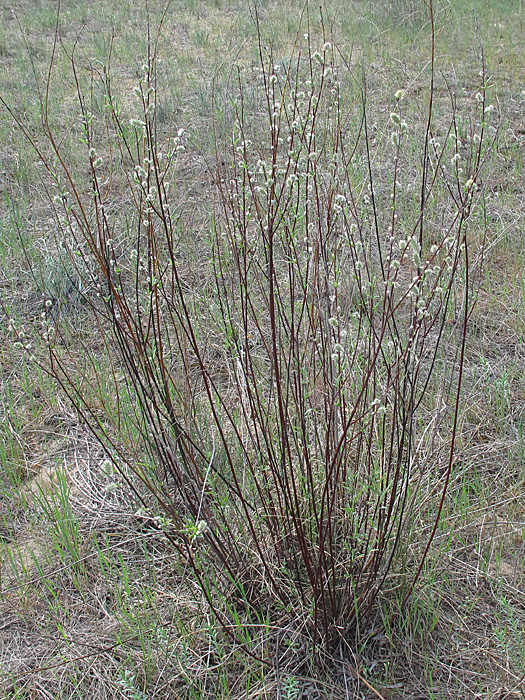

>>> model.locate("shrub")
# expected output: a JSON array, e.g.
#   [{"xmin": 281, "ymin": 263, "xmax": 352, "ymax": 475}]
[{"xmin": 3, "ymin": 0, "xmax": 489, "ymax": 663}]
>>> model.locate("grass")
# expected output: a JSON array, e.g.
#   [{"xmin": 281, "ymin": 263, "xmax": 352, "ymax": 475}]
[{"xmin": 1, "ymin": 0, "xmax": 525, "ymax": 697}]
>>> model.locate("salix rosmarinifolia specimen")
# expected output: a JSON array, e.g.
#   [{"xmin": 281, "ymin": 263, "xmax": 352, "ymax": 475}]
[{"xmin": 2, "ymin": 2, "xmax": 489, "ymax": 656}]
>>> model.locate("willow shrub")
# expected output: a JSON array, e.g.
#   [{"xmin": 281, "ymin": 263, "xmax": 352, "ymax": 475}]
[{"xmin": 3, "ymin": 1, "xmax": 489, "ymax": 660}]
